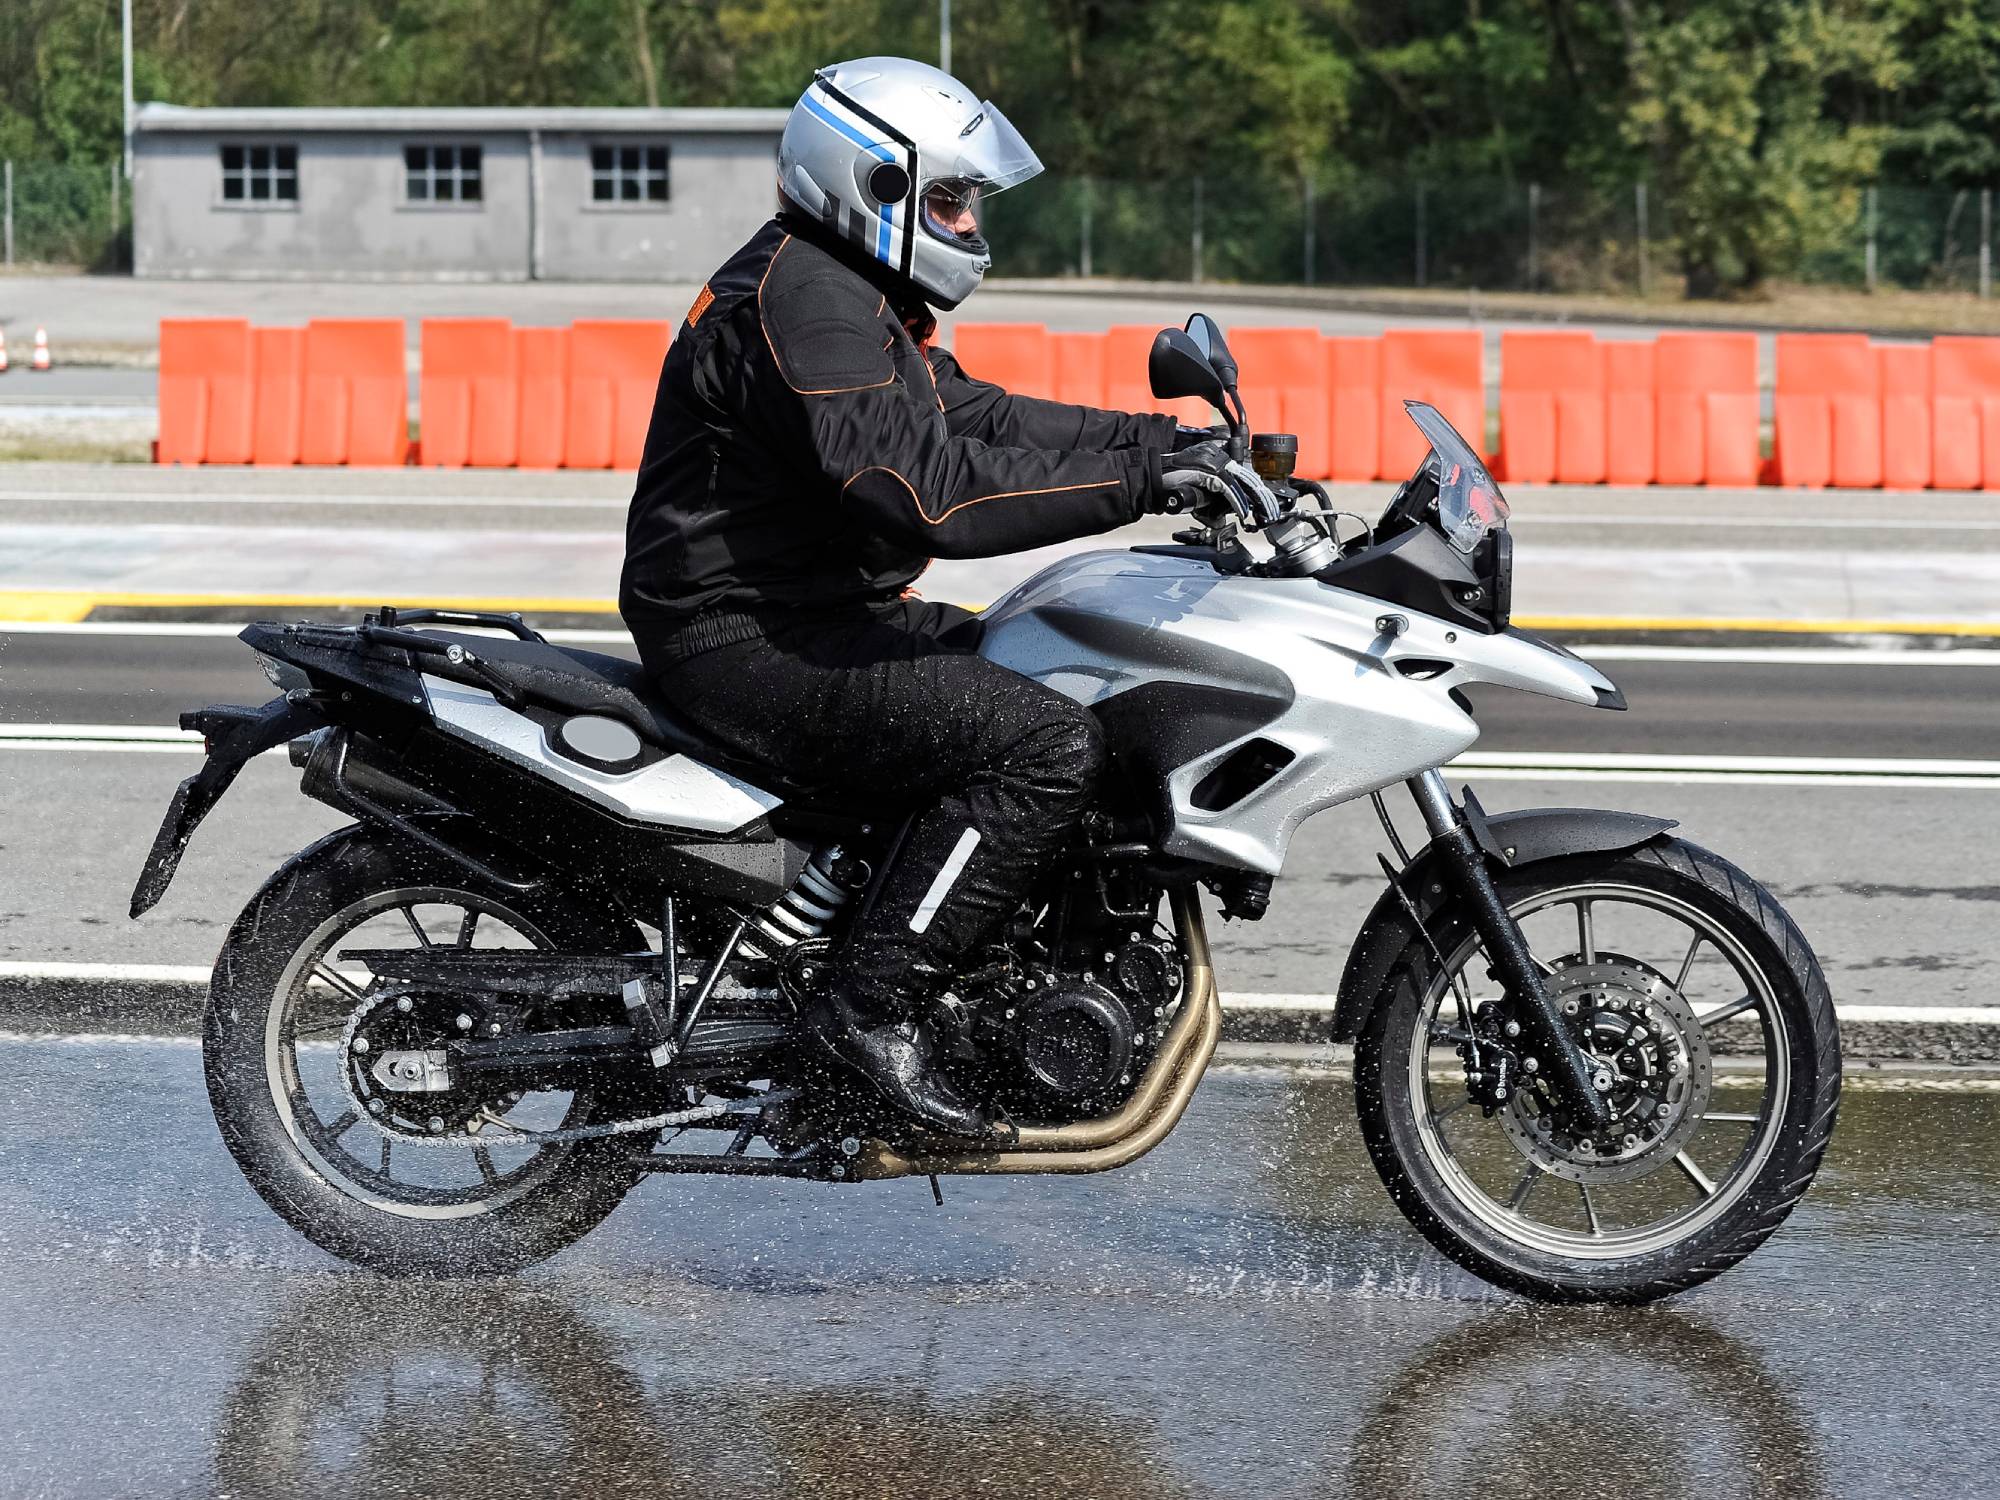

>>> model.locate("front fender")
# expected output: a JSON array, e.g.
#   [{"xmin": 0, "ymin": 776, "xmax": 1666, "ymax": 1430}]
[{"xmin": 1329, "ymin": 805, "xmax": 1678, "ymax": 1041}]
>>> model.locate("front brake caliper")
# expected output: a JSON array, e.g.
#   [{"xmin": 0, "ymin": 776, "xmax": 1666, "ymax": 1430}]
[{"xmin": 1460, "ymin": 999, "xmax": 1523, "ymax": 1114}]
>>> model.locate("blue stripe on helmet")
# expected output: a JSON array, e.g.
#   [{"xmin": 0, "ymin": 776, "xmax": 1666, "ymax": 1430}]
[{"xmin": 800, "ymin": 88, "xmax": 900, "ymax": 268}]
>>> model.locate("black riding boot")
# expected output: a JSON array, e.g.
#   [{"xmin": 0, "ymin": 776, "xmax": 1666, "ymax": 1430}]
[{"xmin": 794, "ymin": 939, "xmax": 990, "ymax": 1139}]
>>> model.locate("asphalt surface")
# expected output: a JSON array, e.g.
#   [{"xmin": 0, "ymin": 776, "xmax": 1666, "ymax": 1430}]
[
  {"xmin": 12, "ymin": 470, "xmax": 2000, "ymax": 625},
  {"xmin": 0, "ymin": 1033, "xmax": 1991, "ymax": 1499},
  {"xmin": 6, "ymin": 626, "xmax": 1999, "ymax": 760},
  {"xmin": 2, "ymin": 741, "xmax": 1995, "ymax": 1014}
]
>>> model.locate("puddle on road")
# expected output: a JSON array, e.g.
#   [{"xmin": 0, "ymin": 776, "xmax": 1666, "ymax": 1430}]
[{"xmin": 0, "ymin": 1040, "xmax": 1994, "ymax": 1497}]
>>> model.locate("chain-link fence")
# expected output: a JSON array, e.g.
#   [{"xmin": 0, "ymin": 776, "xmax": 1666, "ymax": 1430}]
[
  {"xmin": 986, "ymin": 173, "xmax": 1997, "ymax": 298},
  {"xmin": 1, "ymin": 160, "xmax": 128, "ymax": 271}
]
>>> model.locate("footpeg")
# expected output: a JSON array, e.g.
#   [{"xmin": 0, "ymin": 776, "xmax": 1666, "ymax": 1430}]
[{"xmin": 621, "ymin": 978, "xmax": 677, "ymax": 1068}]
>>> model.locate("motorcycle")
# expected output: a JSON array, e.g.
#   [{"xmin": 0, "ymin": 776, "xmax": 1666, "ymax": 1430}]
[{"xmin": 131, "ymin": 315, "xmax": 1840, "ymax": 1302}]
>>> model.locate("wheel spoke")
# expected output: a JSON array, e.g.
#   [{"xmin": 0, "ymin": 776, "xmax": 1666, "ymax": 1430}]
[
  {"xmin": 290, "ymin": 1014, "xmax": 350, "ymax": 1038},
  {"xmin": 1506, "ymin": 1164, "xmax": 1542, "ymax": 1211},
  {"xmin": 455, "ymin": 910, "xmax": 480, "ymax": 949},
  {"xmin": 1579, "ymin": 1183, "xmax": 1603, "ymax": 1237},
  {"xmin": 1673, "ymin": 933, "xmax": 1704, "ymax": 993},
  {"xmin": 1698, "ymin": 993, "xmax": 1760, "ymax": 1028},
  {"xmin": 324, "ymin": 1109, "xmax": 359, "ymax": 1139},
  {"xmin": 474, "ymin": 1146, "xmax": 499, "ymax": 1185},
  {"xmin": 401, "ymin": 905, "xmax": 434, "ymax": 948},
  {"xmin": 1674, "ymin": 1150, "xmax": 1718, "ymax": 1198},
  {"xmin": 1704, "ymin": 1111, "xmax": 1761, "ymax": 1124},
  {"xmin": 311, "ymin": 961, "xmax": 367, "ymax": 1003},
  {"xmin": 1576, "ymin": 899, "xmax": 1596, "ymax": 964},
  {"xmin": 380, "ymin": 1137, "xmax": 393, "ymax": 1177}
]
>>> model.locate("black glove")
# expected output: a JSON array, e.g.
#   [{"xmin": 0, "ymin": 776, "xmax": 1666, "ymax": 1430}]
[
  {"xmin": 1171, "ymin": 422, "xmax": 1230, "ymax": 450},
  {"xmin": 1150, "ymin": 440, "xmax": 1283, "ymax": 528}
]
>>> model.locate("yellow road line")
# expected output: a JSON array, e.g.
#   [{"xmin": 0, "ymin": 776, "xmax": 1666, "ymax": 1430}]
[
  {"xmin": 3, "ymin": 588, "xmax": 2000, "ymax": 637},
  {"xmin": 0, "ymin": 589, "xmax": 619, "ymax": 621},
  {"xmin": 1513, "ymin": 615, "xmax": 2000, "ymax": 636}
]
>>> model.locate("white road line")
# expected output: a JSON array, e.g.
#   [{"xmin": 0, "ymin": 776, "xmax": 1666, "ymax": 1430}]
[
  {"xmin": 7, "ymin": 620, "xmax": 2000, "ymax": 665},
  {"xmin": 0, "ymin": 961, "xmax": 1990, "ymax": 1027},
  {"xmin": 1514, "ymin": 513, "xmax": 2000, "ymax": 532},
  {"xmin": 6, "ymin": 727, "xmax": 2000, "ymax": 785},
  {"xmin": 0, "ymin": 620, "xmax": 637, "ymax": 644},
  {"xmin": 0, "ymin": 489, "xmax": 626, "ymax": 509}
]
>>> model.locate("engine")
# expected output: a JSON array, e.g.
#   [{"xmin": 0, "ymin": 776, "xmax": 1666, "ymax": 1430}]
[{"xmin": 982, "ymin": 927, "xmax": 1183, "ymax": 1120}]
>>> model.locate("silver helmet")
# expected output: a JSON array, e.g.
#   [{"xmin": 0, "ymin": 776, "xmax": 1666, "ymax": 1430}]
[{"xmin": 777, "ymin": 56, "xmax": 1044, "ymax": 310}]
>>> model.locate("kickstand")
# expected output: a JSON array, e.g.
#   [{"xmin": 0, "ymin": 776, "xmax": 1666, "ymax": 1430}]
[{"xmin": 928, "ymin": 1173, "xmax": 945, "ymax": 1208}]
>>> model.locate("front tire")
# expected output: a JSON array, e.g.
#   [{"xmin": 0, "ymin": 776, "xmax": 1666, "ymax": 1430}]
[
  {"xmin": 1353, "ymin": 838, "xmax": 1840, "ymax": 1303},
  {"xmin": 204, "ymin": 826, "xmax": 650, "ymax": 1276}
]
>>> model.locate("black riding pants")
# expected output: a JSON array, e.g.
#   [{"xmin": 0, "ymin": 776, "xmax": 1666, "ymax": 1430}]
[{"xmin": 642, "ymin": 600, "xmax": 1105, "ymax": 982}]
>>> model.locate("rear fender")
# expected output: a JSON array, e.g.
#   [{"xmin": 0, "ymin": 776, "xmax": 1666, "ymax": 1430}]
[
  {"xmin": 129, "ymin": 694, "xmax": 329, "ymax": 918},
  {"xmin": 1329, "ymin": 804, "xmax": 1678, "ymax": 1041}
]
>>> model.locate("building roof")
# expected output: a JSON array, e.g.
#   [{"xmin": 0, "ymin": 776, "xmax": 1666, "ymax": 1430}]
[{"xmin": 134, "ymin": 104, "xmax": 789, "ymax": 135}]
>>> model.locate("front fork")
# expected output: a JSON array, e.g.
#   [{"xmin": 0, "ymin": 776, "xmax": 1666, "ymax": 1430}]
[{"xmin": 1408, "ymin": 771, "xmax": 1615, "ymax": 1133}]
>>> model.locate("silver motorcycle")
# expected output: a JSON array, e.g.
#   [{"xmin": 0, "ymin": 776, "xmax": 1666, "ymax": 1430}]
[{"xmin": 133, "ymin": 315, "xmax": 1840, "ymax": 1301}]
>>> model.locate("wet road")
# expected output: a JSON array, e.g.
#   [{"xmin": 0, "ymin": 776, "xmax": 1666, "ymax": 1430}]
[{"xmin": 0, "ymin": 1035, "xmax": 1991, "ymax": 1498}]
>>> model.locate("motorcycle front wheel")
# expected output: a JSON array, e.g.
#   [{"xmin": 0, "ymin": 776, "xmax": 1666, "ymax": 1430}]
[{"xmin": 1353, "ymin": 837, "xmax": 1840, "ymax": 1303}]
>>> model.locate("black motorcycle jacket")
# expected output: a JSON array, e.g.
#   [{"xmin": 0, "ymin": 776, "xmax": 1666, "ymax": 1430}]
[{"xmin": 620, "ymin": 215, "xmax": 1178, "ymax": 658}]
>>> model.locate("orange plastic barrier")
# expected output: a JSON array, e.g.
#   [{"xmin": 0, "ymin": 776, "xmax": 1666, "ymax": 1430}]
[
  {"xmin": 420, "ymin": 319, "xmax": 519, "ymax": 468},
  {"xmin": 515, "ymin": 326, "xmax": 570, "ymax": 470},
  {"xmin": 1877, "ymin": 343, "xmax": 1932, "ymax": 491},
  {"xmin": 1603, "ymin": 340, "xmax": 1655, "ymax": 485},
  {"xmin": 1105, "ymin": 325, "xmax": 1213, "ymax": 427},
  {"xmin": 1655, "ymin": 333, "xmax": 1757, "ymax": 486},
  {"xmin": 1229, "ymin": 328, "xmax": 1331, "ymax": 480},
  {"xmin": 952, "ymin": 323, "xmax": 1053, "ymax": 400},
  {"xmin": 250, "ymin": 327, "xmax": 304, "ymax": 467},
  {"xmin": 1498, "ymin": 331, "xmax": 1605, "ymax": 485},
  {"xmin": 1772, "ymin": 334, "xmax": 1880, "ymax": 488},
  {"xmin": 1931, "ymin": 337, "xmax": 2000, "ymax": 491},
  {"xmin": 298, "ymin": 319, "xmax": 407, "ymax": 467},
  {"xmin": 1326, "ymin": 336, "xmax": 1380, "ymax": 482},
  {"xmin": 1049, "ymin": 331, "xmax": 1107, "ymax": 407},
  {"xmin": 564, "ymin": 319, "xmax": 673, "ymax": 470},
  {"xmin": 157, "ymin": 319, "xmax": 255, "ymax": 465},
  {"xmin": 1379, "ymin": 330, "xmax": 1483, "ymax": 480}
]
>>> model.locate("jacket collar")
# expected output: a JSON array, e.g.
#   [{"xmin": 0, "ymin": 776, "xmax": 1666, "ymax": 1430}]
[{"xmin": 776, "ymin": 209, "xmax": 934, "ymax": 329}]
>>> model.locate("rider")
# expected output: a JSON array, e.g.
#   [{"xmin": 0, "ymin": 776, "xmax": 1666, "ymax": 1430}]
[{"xmin": 620, "ymin": 56, "xmax": 1264, "ymax": 1137}]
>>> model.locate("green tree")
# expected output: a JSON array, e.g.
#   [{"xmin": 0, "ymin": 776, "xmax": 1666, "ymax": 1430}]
[{"xmin": 1619, "ymin": 0, "xmax": 1904, "ymax": 296}]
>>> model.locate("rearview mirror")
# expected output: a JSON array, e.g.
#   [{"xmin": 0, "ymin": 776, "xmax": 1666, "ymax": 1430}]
[
  {"xmin": 1184, "ymin": 313, "xmax": 1238, "ymax": 388},
  {"xmin": 1149, "ymin": 328, "xmax": 1227, "ymax": 407}
]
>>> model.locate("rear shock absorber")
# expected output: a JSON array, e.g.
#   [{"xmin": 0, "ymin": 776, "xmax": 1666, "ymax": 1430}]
[{"xmin": 749, "ymin": 845, "xmax": 857, "ymax": 951}]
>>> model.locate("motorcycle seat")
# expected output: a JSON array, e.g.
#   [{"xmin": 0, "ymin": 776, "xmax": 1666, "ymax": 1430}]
[{"xmin": 414, "ymin": 630, "xmax": 806, "ymax": 794}]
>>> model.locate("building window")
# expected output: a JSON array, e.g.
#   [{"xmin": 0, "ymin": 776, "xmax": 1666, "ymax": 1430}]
[
  {"xmin": 591, "ymin": 143, "xmax": 670, "ymax": 204},
  {"xmin": 220, "ymin": 144, "xmax": 298, "ymax": 203},
  {"xmin": 405, "ymin": 144, "xmax": 483, "ymax": 204}
]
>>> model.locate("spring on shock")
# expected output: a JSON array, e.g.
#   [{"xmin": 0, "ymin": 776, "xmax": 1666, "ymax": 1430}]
[{"xmin": 749, "ymin": 845, "xmax": 851, "ymax": 950}]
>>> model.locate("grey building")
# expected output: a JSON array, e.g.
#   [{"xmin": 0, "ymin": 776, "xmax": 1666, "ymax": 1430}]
[{"xmin": 132, "ymin": 104, "xmax": 789, "ymax": 281}]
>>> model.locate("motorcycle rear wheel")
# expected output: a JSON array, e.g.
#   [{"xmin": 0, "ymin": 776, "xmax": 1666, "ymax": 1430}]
[
  {"xmin": 204, "ymin": 825, "xmax": 651, "ymax": 1276},
  {"xmin": 1353, "ymin": 837, "xmax": 1840, "ymax": 1303}
]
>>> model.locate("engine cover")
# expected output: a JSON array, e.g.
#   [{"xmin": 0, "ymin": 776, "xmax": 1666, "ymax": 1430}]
[{"xmin": 1011, "ymin": 980, "xmax": 1137, "ymax": 1104}]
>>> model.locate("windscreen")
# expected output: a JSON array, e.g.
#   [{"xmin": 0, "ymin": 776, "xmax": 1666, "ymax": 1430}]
[{"xmin": 1404, "ymin": 400, "xmax": 1509, "ymax": 554}]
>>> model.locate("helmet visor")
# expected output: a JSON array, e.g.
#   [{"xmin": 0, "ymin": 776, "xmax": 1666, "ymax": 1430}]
[
  {"xmin": 922, "ymin": 178, "xmax": 986, "ymax": 247},
  {"xmin": 945, "ymin": 101, "xmax": 1044, "ymax": 193}
]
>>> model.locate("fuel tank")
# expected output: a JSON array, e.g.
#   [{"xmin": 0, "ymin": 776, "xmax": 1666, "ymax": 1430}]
[{"xmin": 975, "ymin": 546, "xmax": 1483, "ymax": 875}]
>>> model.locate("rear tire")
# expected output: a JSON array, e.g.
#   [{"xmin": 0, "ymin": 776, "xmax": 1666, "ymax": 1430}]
[
  {"xmin": 204, "ymin": 825, "xmax": 650, "ymax": 1276},
  {"xmin": 1353, "ymin": 838, "xmax": 1840, "ymax": 1303}
]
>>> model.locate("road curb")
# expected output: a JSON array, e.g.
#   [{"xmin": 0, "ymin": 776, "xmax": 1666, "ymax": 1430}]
[{"xmin": 6, "ymin": 974, "xmax": 1998, "ymax": 1063}]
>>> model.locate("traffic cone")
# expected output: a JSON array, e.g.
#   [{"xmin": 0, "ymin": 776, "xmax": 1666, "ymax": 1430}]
[
  {"xmin": 0, "ymin": 330, "xmax": 9, "ymax": 373},
  {"xmin": 30, "ymin": 327, "xmax": 50, "ymax": 372}
]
